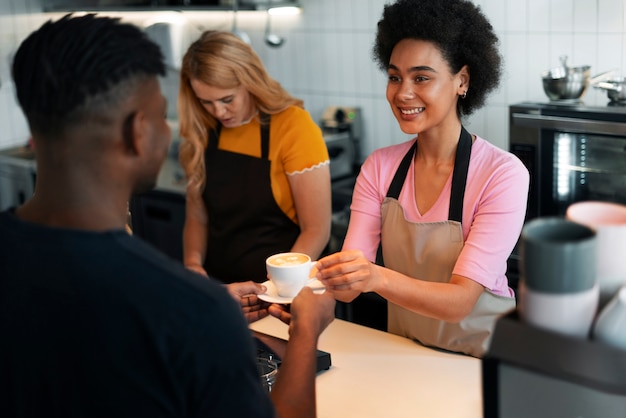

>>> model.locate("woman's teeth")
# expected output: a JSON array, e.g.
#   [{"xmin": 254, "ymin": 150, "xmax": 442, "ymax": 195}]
[{"xmin": 400, "ymin": 107, "xmax": 424, "ymax": 115}]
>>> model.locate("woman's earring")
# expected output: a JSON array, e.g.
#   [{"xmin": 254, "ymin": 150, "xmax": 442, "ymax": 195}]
[{"xmin": 461, "ymin": 91, "xmax": 467, "ymax": 99}]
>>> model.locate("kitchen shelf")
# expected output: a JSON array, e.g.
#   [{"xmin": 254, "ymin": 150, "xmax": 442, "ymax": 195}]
[
  {"xmin": 42, "ymin": 0, "xmax": 299, "ymax": 12},
  {"xmin": 43, "ymin": 1, "xmax": 248, "ymax": 12}
]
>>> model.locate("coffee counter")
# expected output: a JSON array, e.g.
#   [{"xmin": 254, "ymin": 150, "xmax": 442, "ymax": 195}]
[{"xmin": 249, "ymin": 316, "xmax": 482, "ymax": 418}]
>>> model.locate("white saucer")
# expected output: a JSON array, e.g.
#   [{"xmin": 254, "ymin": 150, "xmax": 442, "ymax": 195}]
[{"xmin": 258, "ymin": 279, "xmax": 325, "ymax": 304}]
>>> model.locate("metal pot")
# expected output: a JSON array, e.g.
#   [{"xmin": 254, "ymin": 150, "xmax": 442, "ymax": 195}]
[
  {"xmin": 541, "ymin": 56, "xmax": 591, "ymax": 101},
  {"xmin": 593, "ymin": 78, "xmax": 626, "ymax": 103}
]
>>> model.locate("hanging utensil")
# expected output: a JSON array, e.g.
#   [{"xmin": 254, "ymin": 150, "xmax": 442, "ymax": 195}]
[
  {"xmin": 231, "ymin": 0, "xmax": 251, "ymax": 44},
  {"xmin": 264, "ymin": 1, "xmax": 285, "ymax": 48}
]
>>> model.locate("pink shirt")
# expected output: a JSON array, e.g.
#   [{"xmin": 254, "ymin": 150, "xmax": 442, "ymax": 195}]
[{"xmin": 343, "ymin": 135, "xmax": 529, "ymax": 297}]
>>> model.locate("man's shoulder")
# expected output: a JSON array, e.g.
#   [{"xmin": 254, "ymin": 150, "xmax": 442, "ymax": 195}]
[{"xmin": 113, "ymin": 234, "xmax": 234, "ymax": 306}]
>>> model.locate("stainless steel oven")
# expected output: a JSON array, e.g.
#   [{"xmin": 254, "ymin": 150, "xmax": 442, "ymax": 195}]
[
  {"xmin": 507, "ymin": 101, "xmax": 626, "ymax": 283},
  {"xmin": 509, "ymin": 102, "xmax": 626, "ymax": 219}
]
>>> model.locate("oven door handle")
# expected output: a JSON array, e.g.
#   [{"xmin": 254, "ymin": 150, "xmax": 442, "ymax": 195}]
[{"xmin": 512, "ymin": 113, "xmax": 626, "ymax": 136}]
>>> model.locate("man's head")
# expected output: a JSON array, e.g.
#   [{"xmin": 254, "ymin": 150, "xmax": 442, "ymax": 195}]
[
  {"xmin": 12, "ymin": 14, "xmax": 170, "ymax": 196},
  {"xmin": 13, "ymin": 13, "xmax": 166, "ymax": 138}
]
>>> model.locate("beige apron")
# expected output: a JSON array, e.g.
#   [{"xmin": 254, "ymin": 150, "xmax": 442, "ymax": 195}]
[{"xmin": 382, "ymin": 128, "xmax": 515, "ymax": 358}]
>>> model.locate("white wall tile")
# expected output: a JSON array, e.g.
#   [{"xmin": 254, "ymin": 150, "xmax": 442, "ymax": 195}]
[
  {"xmin": 550, "ymin": 0, "xmax": 575, "ymax": 33},
  {"xmin": 0, "ymin": 90, "xmax": 16, "ymax": 149},
  {"xmin": 574, "ymin": 0, "xmax": 598, "ymax": 33},
  {"xmin": 465, "ymin": 107, "xmax": 486, "ymax": 140},
  {"xmin": 505, "ymin": 1, "xmax": 527, "ymax": 32},
  {"xmin": 482, "ymin": 104, "xmax": 509, "ymax": 150},
  {"xmin": 598, "ymin": 0, "xmax": 624, "ymax": 33},
  {"xmin": 571, "ymin": 33, "xmax": 597, "ymax": 68},
  {"xmin": 528, "ymin": 0, "xmax": 551, "ymax": 31},
  {"xmin": 481, "ymin": 0, "xmax": 507, "ymax": 32},
  {"xmin": 623, "ymin": 33, "xmax": 626, "ymax": 71},
  {"xmin": 549, "ymin": 34, "xmax": 575, "ymax": 65},
  {"xmin": 352, "ymin": 32, "xmax": 378, "ymax": 96},
  {"xmin": 350, "ymin": 0, "xmax": 369, "ymax": 31},
  {"xmin": 527, "ymin": 34, "xmax": 552, "ymax": 100},
  {"xmin": 8, "ymin": 98, "xmax": 28, "ymax": 145},
  {"xmin": 368, "ymin": 0, "xmax": 388, "ymax": 26},
  {"xmin": 334, "ymin": 0, "xmax": 353, "ymax": 31},
  {"xmin": 597, "ymin": 33, "xmax": 624, "ymax": 71},
  {"xmin": 290, "ymin": 31, "xmax": 309, "ymax": 95},
  {"xmin": 503, "ymin": 33, "xmax": 530, "ymax": 103}
]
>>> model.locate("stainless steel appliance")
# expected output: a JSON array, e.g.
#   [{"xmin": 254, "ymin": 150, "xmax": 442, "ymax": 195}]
[
  {"xmin": 322, "ymin": 131, "xmax": 355, "ymax": 182},
  {"xmin": 320, "ymin": 105, "xmax": 363, "ymax": 183},
  {"xmin": 507, "ymin": 101, "xmax": 626, "ymax": 285},
  {"xmin": 509, "ymin": 101, "xmax": 626, "ymax": 219}
]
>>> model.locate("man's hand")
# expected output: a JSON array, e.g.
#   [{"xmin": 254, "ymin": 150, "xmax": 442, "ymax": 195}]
[
  {"xmin": 226, "ymin": 281, "xmax": 271, "ymax": 323},
  {"xmin": 268, "ymin": 288, "xmax": 335, "ymax": 333}
]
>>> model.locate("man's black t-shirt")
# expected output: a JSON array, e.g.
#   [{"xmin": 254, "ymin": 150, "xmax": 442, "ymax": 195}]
[{"xmin": 0, "ymin": 209, "xmax": 274, "ymax": 417}]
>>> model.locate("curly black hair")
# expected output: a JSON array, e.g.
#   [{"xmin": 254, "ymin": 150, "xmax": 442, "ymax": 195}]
[
  {"xmin": 12, "ymin": 13, "xmax": 165, "ymax": 137},
  {"xmin": 373, "ymin": 0, "xmax": 502, "ymax": 116}
]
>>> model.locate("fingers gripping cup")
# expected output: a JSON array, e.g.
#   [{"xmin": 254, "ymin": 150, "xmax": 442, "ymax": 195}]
[
  {"xmin": 518, "ymin": 217, "xmax": 598, "ymax": 338},
  {"xmin": 266, "ymin": 252, "xmax": 312, "ymax": 298}
]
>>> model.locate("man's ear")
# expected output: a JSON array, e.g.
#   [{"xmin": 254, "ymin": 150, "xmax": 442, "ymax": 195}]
[{"xmin": 122, "ymin": 110, "xmax": 144, "ymax": 156}]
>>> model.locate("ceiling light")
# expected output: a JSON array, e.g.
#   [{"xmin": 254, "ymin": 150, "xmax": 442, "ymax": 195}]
[{"xmin": 268, "ymin": 6, "xmax": 301, "ymax": 16}]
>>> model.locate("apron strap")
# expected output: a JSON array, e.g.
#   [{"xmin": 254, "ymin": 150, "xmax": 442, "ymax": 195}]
[
  {"xmin": 208, "ymin": 124, "xmax": 222, "ymax": 151},
  {"xmin": 384, "ymin": 127, "xmax": 473, "ymax": 223},
  {"xmin": 386, "ymin": 141, "xmax": 417, "ymax": 199},
  {"xmin": 449, "ymin": 127, "xmax": 472, "ymax": 223},
  {"xmin": 260, "ymin": 112, "xmax": 270, "ymax": 159},
  {"xmin": 207, "ymin": 112, "xmax": 271, "ymax": 161}
]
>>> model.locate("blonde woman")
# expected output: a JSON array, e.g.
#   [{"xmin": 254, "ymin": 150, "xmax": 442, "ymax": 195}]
[{"xmin": 178, "ymin": 31, "xmax": 331, "ymax": 284}]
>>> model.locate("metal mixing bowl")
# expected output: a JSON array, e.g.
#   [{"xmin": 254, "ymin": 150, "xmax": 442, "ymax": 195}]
[{"xmin": 541, "ymin": 57, "xmax": 591, "ymax": 101}]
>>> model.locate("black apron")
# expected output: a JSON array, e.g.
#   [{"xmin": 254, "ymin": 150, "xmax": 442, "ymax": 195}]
[{"xmin": 202, "ymin": 113, "xmax": 300, "ymax": 283}]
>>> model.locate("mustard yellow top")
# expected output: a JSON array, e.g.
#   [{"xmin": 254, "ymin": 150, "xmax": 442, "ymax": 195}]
[{"xmin": 216, "ymin": 106, "xmax": 329, "ymax": 223}]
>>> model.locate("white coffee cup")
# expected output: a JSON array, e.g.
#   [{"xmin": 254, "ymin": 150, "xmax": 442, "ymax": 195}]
[
  {"xmin": 518, "ymin": 281, "xmax": 599, "ymax": 338},
  {"xmin": 566, "ymin": 201, "xmax": 626, "ymax": 305},
  {"xmin": 266, "ymin": 252, "xmax": 312, "ymax": 298},
  {"xmin": 518, "ymin": 217, "xmax": 599, "ymax": 338}
]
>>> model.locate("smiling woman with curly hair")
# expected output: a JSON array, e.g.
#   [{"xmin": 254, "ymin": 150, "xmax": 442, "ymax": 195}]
[
  {"xmin": 373, "ymin": 0, "xmax": 503, "ymax": 117},
  {"xmin": 315, "ymin": 0, "xmax": 529, "ymax": 358}
]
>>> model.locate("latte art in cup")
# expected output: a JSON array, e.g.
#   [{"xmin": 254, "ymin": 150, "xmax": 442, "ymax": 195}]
[
  {"xmin": 267, "ymin": 253, "xmax": 309, "ymax": 267},
  {"xmin": 266, "ymin": 252, "xmax": 312, "ymax": 298}
]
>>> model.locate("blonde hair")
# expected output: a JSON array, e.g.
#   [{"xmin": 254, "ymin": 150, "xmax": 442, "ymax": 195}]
[{"xmin": 178, "ymin": 30, "xmax": 303, "ymax": 192}]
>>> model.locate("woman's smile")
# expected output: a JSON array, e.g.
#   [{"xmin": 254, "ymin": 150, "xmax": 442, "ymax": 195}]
[{"xmin": 399, "ymin": 107, "xmax": 425, "ymax": 115}]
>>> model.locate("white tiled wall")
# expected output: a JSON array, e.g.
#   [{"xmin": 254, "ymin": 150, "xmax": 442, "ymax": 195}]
[
  {"xmin": 1, "ymin": 0, "xmax": 625, "ymax": 156},
  {"xmin": 0, "ymin": 0, "xmax": 47, "ymax": 150}
]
